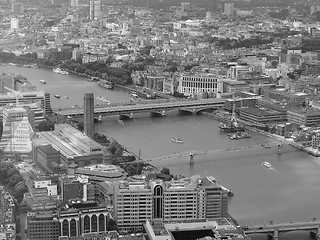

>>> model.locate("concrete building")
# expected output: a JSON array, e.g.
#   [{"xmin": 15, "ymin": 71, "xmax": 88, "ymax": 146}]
[
  {"xmin": 100, "ymin": 175, "xmax": 229, "ymax": 231},
  {"xmin": 0, "ymin": 75, "xmax": 14, "ymax": 94},
  {"xmin": 89, "ymin": 0, "xmax": 101, "ymax": 20},
  {"xmin": 239, "ymin": 107, "xmax": 287, "ymax": 124},
  {"xmin": 27, "ymin": 212, "xmax": 60, "ymax": 240},
  {"xmin": 10, "ymin": 18, "xmax": 19, "ymax": 30},
  {"xmin": 224, "ymin": 2, "xmax": 234, "ymax": 16},
  {"xmin": 12, "ymin": 3, "xmax": 23, "ymax": 14},
  {"xmin": 35, "ymin": 124, "xmax": 103, "ymax": 167},
  {"xmin": 144, "ymin": 218, "xmax": 250, "ymax": 240},
  {"xmin": 59, "ymin": 175, "xmax": 95, "ymax": 202},
  {"xmin": 84, "ymin": 93, "xmax": 94, "ymax": 139},
  {"xmin": 287, "ymin": 109, "xmax": 320, "ymax": 126},
  {"xmin": 177, "ymin": 74, "xmax": 222, "ymax": 97},
  {"xmin": 0, "ymin": 90, "xmax": 51, "ymax": 115},
  {"xmin": 228, "ymin": 66, "xmax": 250, "ymax": 80}
]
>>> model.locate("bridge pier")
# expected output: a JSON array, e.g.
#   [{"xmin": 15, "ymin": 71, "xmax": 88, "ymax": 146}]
[
  {"xmin": 150, "ymin": 110, "xmax": 166, "ymax": 116},
  {"xmin": 119, "ymin": 113, "xmax": 134, "ymax": 120},
  {"xmin": 189, "ymin": 152, "xmax": 194, "ymax": 165},
  {"xmin": 273, "ymin": 229, "xmax": 279, "ymax": 240}
]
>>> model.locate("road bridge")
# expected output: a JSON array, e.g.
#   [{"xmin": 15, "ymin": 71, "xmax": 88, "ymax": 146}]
[
  {"xmin": 243, "ymin": 220, "xmax": 320, "ymax": 240},
  {"xmin": 54, "ymin": 98, "xmax": 226, "ymax": 118},
  {"xmin": 145, "ymin": 141, "xmax": 283, "ymax": 165}
]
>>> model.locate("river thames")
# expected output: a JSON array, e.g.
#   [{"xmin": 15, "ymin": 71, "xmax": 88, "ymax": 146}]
[{"xmin": 1, "ymin": 65, "xmax": 320, "ymax": 240}]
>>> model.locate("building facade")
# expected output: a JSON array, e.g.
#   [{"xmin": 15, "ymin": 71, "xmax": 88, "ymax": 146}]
[
  {"xmin": 177, "ymin": 74, "xmax": 222, "ymax": 97},
  {"xmin": 103, "ymin": 176, "xmax": 229, "ymax": 231},
  {"xmin": 35, "ymin": 124, "xmax": 103, "ymax": 167},
  {"xmin": 89, "ymin": 0, "xmax": 101, "ymax": 20}
]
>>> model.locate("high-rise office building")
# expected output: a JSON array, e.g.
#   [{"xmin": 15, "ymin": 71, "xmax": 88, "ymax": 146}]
[
  {"xmin": 84, "ymin": 93, "xmax": 94, "ymax": 138},
  {"xmin": 89, "ymin": 0, "xmax": 101, "ymax": 20},
  {"xmin": 101, "ymin": 175, "xmax": 229, "ymax": 231}
]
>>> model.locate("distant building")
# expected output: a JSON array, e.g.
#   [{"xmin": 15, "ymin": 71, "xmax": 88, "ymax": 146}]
[
  {"xmin": 70, "ymin": 0, "xmax": 78, "ymax": 7},
  {"xmin": 0, "ymin": 75, "xmax": 14, "ymax": 94},
  {"xmin": 101, "ymin": 175, "xmax": 229, "ymax": 231},
  {"xmin": 89, "ymin": 0, "xmax": 101, "ymax": 20},
  {"xmin": 228, "ymin": 65, "xmax": 250, "ymax": 80},
  {"xmin": 287, "ymin": 109, "xmax": 320, "ymax": 126},
  {"xmin": 177, "ymin": 73, "xmax": 222, "ymax": 97},
  {"xmin": 82, "ymin": 52, "xmax": 109, "ymax": 64},
  {"xmin": 10, "ymin": 18, "xmax": 19, "ymax": 30},
  {"xmin": 0, "ymin": 90, "xmax": 51, "ymax": 115},
  {"xmin": 224, "ymin": 2, "xmax": 234, "ymax": 16},
  {"xmin": 12, "ymin": 3, "xmax": 23, "ymax": 14}
]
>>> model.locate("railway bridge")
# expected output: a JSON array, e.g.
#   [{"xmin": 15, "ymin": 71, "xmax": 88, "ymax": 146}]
[{"xmin": 54, "ymin": 98, "xmax": 226, "ymax": 119}]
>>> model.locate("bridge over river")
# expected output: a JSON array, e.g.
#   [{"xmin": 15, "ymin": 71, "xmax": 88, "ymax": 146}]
[
  {"xmin": 142, "ymin": 141, "xmax": 283, "ymax": 165},
  {"xmin": 243, "ymin": 220, "xmax": 320, "ymax": 240},
  {"xmin": 54, "ymin": 98, "xmax": 226, "ymax": 118}
]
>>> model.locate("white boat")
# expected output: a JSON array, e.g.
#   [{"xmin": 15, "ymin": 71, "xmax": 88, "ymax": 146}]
[
  {"xmin": 53, "ymin": 68, "xmax": 69, "ymax": 75},
  {"xmin": 118, "ymin": 119, "xmax": 124, "ymax": 124},
  {"xmin": 96, "ymin": 96, "xmax": 111, "ymax": 104},
  {"xmin": 172, "ymin": 137, "xmax": 184, "ymax": 144},
  {"xmin": 262, "ymin": 161, "xmax": 272, "ymax": 168},
  {"xmin": 40, "ymin": 79, "xmax": 46, "ymax": 84},
  {"xmin": 54, "ymin": 95, "xmax": 60, "ymax": 98}
]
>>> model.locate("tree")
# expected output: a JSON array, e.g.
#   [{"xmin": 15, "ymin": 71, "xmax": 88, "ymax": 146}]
[
  {"xmin": 14, "ymin": 181, "xmax": 28, "ymax": 203},
  {"xmin": 8, "ymin": 174, "xmax": 23, "ymax": 188},
  {"xmin": 38, "ymin": 120, "xmax": 54, "ymax": 131},
  {"xmin": 106, "ymin": 218, "xmax": 117, "ymax": 231},
  {"xmin": 161, "ymin": 167, "xmax": 170, "ymax": 175}
]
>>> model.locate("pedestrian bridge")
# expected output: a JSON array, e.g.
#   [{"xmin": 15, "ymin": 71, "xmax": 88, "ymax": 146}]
[
  {"xmin": 145, "ymin": 141, "xmax": 283, "ymax": 164},
  {"xmin": 54, "ymin": 98, "xmax": 226, "ymax": 117},
  {"xmin": 243, "ymin": 220, "xmax": 320, "ymax": 240}
]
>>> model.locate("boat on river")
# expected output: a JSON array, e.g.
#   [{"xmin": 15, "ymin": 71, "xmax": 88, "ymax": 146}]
[
  {"xmin": 54, "ymin": 95, "xmax": 60, "ymax": 98},
  {"xmin": 262, "ymin": 161, "xmax": 272, "ymax": 168},
  {"xmin": 229, "ymin": 132, "xmax": 251, "ymax": 140},
  {"xmin": 53, "ymin": 68, "xmax": 69, "ymax": 75},
  {"xmin": 40, "ymin": 79, "xmax": 46, "ymax": 84},
  {"xmin": 172, "ymin": 137, "xmax": 184, "ymax": 144}
]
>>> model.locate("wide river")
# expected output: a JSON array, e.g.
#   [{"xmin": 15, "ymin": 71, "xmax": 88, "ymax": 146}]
[{"xmin": 2, "ymin": 65, "xmax": 320, "ymax": 240}]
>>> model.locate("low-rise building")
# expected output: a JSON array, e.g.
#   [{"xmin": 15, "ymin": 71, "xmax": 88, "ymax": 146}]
[
  {"xmin": 144, "ymin": 218, "xmax": 250, "ymax": 240},
  {"xmin": 287, "ymin": 108, "xmax": 320, "ymax": 126},
  {"xmin": 34, "ymin": 124, "xmax": 104, "ymax": 168}
]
